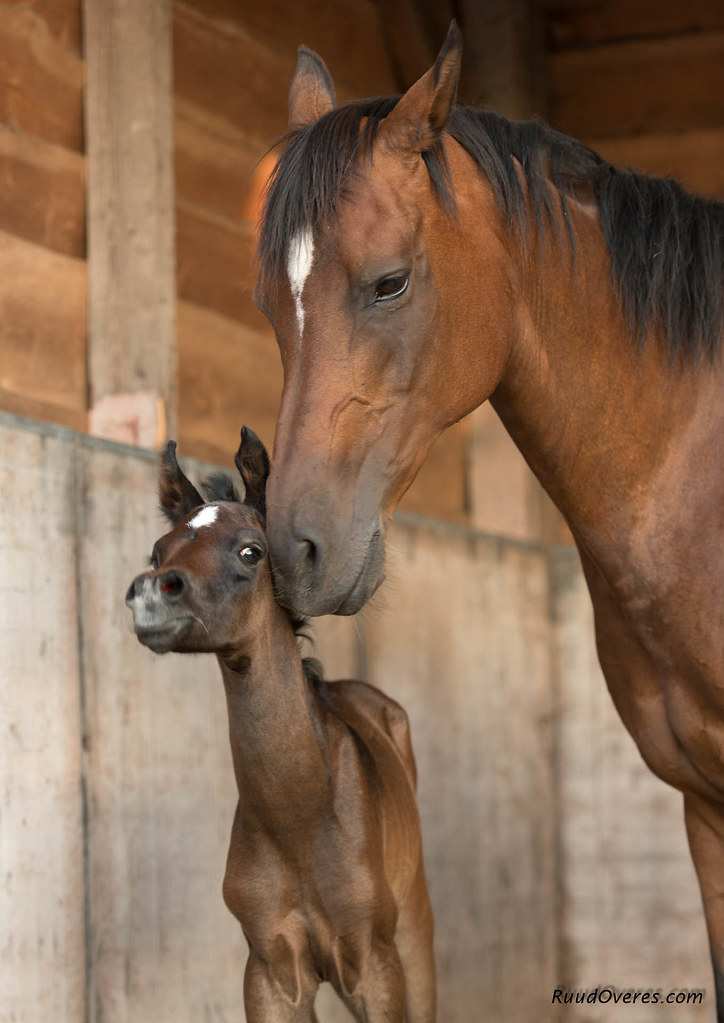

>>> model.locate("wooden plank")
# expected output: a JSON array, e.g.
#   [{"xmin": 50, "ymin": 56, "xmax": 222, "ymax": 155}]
[
  {"xmin": 0, "ymin": 422, "xmax": 85, "ymax": 1022},
  {"xmin": 551, "ymin": 550, "xmax": 711, "ymax": 1021},
  {"xmin": 177, "ymin": 300, "xmax": 281, "ymax": 464},
  {"xmin": 0, "ymin": 127, "xmax": 85, "ymax": 257},
  {"xmin": 0, "ymin": 7, "xmax": 83, "ymax": 150},
  {"xmin": 0, "ymin": 386, "xmax": 87, "ymax": 432},
  {"xmin": 549, "ymin": 32, "xmax": 724, "ymax": 139},
  {"xmin": 78, "ymin": 442, "xmax": 249, "ymax": 1021},
  {"xmin": 175, "ymin": 103, "xmax": 262, "ymax": 221},
  {"xmin": 365, "ymin": 521, "xmax": 558, "ymax": 1022},
  {"xmin": 588, "ymin": 127, "xmax": 724, "ymax": 201},
  {"xmin": 84, "ymin": 0, "xmax": 177, "ymax": 445},
  {"xmin": 175, "ymin": 0, "xmax": 397, "ymax": 98},
  {"xmin": 546, "ymin": 0, "xmax": 724, "ymax": 51},
  {"xmin": 0, "ymin": 0, "xmax": 84, "ymax": 55},
  {"xmin": 0, "ymin": 230, "xmax": 86, "ymax": 414},
  {"xmin": 176, "ymin": 200, "xmax": 265, "ymax": 329}
]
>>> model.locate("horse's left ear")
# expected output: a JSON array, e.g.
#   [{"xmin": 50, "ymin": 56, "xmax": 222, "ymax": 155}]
[
  {"xmin": 235, "ymin": 426, "xmax": 270, "ymax": 518},
  {"xmin": 288, "ymin": 46, "xmax": 336, "ymax": 130},
  {"xmin": 378, "ymin": 22, "xmax": 462, "ymax": 154},
  {"xmin": 159, "ymin": 441, "xmax": 205, "ymax": 525}
]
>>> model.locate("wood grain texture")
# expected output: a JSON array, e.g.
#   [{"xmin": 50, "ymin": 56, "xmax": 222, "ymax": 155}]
[
  {"xmin": 0, "ymin": 423, "xmax": 85, "ymax": 1023},
  {"xmin": 547, "ymin": 0, "xmax": 724, "ymax": 51},
  {"xmin": 0, "ymin": 7, "xmax": 83, "ymax": 150},
  {"xmin": 589, "ymin": 128, "xmax": 724, "ymax": 201},
  {"xmin": 0, "ymin": 0, "xmax": 84, "ymax": 54},
  {"xmin": 549, "ymin": 32, "xmax": 724, "ymax": 139},
  {"xmin": 84, "ymin": 0, "xmax": 177, "ymax": 433},
  {"xmin": 0, "ymin": 230, "xmax": 86, "ymax": 413},
  {"xmin": 0, "ymin": 127, "xmax": 85, "ymax": 257}
]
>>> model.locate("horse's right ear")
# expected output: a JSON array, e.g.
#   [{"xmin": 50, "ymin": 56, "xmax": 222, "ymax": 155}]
[
  {"xmin": 378, "ymin": 22, "xmax": 462, "ymax": 154},
  {"xmin": 159, "ymin": 441, "xmax": 205, "ymax": 525},
  {"xmin": 235, "ymin": 426, "xmax": 270, "ymax": 518},
  {"xmin": 288, "ymin": 46, "xmax": 335, "ymax": 130}
]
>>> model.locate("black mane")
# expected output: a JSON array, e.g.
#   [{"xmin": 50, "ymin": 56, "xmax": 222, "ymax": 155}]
[{"xmin": 259, "ymin": 98, "xmax": 724, "ymax": 364}]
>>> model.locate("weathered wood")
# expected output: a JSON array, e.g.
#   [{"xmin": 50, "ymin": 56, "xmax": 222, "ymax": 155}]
[
  {"xmin": 366, "ymin": 520, "xmax": 558, "ymax": 1022},
  {"xmin": 589, "ymin": 128, "xmax": 724, "ymax": 201},
  {"xmin": 0, "ymin": 422, "xmax": 85, "ymax": 1023},
  {"xmin": 175, "ymin": 0, "xmax": 396, "ymax": 97},
  {"xmin": 177, "ymin": 300, "xmax": 282, "ymax": 464},
  {"xmin": 546, "ymin": 0, "xmax": 724, "ymax": 52},
  {"xmin": 549, "ymin": 32, "xmax": 724, "ymax": 139},
  {"xmin": 0, "ymin": 0, "xmax": 84, "ymax": 54},
  {"xmin": 399, "ymin": 422, "xmax": 468, "ymax": 522},
  {"xmin": 551, "ymin": 549, "xmax": 711, "ymax": 1021},
  {"xmin": 175, "ymin": 103, "xmax": 261, "ymax": 222},
  {"xmin": 0, "ymin": 7, "xmax": 83, "ymax": 150},
  {"xmin": 176, "ymin": 200, "xmax": 264, "ymax": 329},
  {"xmin": 0, "ymin": 128, "xmax": 85, "ymax": 257},
  {"xmin": 0, "ymin": 230, "xmax": 86, "ymax": 415},
  {"xmin": 84, "ymin": 0, "xmax": 177, "ymax": 444},
  {"xmin": 0, "ymin": 386, "xmax": 87, "ymax": 432}
]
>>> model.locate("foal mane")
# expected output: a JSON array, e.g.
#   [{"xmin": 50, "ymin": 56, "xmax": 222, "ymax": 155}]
[{"xmin": 259, "ymin": 98, "xmax": 724, "ymax": 365}]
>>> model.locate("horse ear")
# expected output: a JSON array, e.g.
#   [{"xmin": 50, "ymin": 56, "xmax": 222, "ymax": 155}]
[
  {"xmin": 159, "ymin": 441, "xmax": 204, "ymax": 525},
  {"xmin": 378, "ymin": 22, "xmax": 462, "ymax": 153},
  {"xmin": 288, "ymin": 46, "xmax": 336, "ymax": 130},
  {"xmin": 235, "ymin": 426, "xmax": 270, "ymax": 518}
]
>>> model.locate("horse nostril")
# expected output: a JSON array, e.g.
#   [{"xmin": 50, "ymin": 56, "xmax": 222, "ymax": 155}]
[
  {"xmin": 300, "ymin": 537, "xmax": 317, "ymax": 568},
  {"xmin": 125, "ymin": 576, "xmax": 142, "ymax": 605},
  {"xmin": 158, "ymin": 571, "xmax": 186, "ymax": 601}
]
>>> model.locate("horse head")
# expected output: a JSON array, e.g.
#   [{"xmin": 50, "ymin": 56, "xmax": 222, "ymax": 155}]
[{"xmin": 257, "ymin": 25, "xmax": 518, "ymax": 615}]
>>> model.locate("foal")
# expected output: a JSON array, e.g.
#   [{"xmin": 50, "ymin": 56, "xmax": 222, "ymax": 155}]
[{"xmin": 125, "ymin": 427, "xmax": 435, "ymax": 1023}]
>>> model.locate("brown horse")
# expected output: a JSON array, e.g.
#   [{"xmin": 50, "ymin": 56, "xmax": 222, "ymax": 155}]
[
  {"xmin": 255, "ymin": 24, "xmax": 724, "ymax": 1019},
  {"xmin": 125, "ymin": 428, "xmax": 435, "ymax": 1023}
]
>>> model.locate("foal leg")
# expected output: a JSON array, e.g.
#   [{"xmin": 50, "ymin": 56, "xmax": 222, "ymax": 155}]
[
  {"xmin": 395, "ymin": 858, "xmax": 436, "ymax": 1023},
  {"xmin": 244, "ymin": 950, "xmax": 319, "ymax": 1023},
  {"xmin": 684, "ymin": 793, "xmax": 724, "ymax": 1022},
  {"xmin": 334, "ymin": 941, "xmax": 407, "ymax": 1023}
]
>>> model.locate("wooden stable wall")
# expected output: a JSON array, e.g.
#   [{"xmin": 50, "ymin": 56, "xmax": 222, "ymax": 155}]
[{"xmin": 0, "ymin": 411, "xmax": 712, "ymax": 1023}]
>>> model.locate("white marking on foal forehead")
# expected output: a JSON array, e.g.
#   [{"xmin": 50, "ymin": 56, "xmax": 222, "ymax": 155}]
[
  {"xmin": 286, "ymin": 228, "xmax": 315, "ymax": 338},
  {"xmin": 188, "ymin": 504, "xmax": 219, "ymax": 530}
]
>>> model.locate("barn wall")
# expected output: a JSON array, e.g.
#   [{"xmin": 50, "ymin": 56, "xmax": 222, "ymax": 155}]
[
  {"xmin": 0, "ymin": 411, "xmax": 713, "ymax": 1022},
  {"xmin": 546, "ymin": 0, "xmax": 724, "ymax": 199}
]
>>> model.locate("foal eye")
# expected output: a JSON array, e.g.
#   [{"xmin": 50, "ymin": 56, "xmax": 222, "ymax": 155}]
[
  {"xmin": 239, "ymin": 545, "xmax": 263, "ymax": 565},
  {"xmin": 374, "ymin": 273, "xmax": 409, "ymax": 302}
]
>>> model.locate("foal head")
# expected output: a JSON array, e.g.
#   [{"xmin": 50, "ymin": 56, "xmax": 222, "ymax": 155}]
[
  {"xmin": 125, "ymin": 428, "xmax": 275, "ymax": 657},
  {"xmin": 256, "ymin": 26, "xmax": 518, "ymax": 616}
]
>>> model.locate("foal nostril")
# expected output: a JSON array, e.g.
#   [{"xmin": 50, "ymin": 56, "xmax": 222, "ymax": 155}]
[
  {"xmin": 125, "ymin": 576, "xmax": 142, "ymax": 605},
  {"xmin": 158, "ymin": 571, "xmax": 186, "ymax": 601}
]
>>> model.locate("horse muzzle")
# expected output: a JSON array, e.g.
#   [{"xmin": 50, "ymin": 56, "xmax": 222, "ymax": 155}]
[{"xmin": 125, "ymin": 571, "xmax": 196, "ymax": 652}]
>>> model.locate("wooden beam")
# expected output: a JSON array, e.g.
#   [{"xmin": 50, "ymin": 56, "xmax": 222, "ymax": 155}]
[{"xmin": 83, "ymin": 0, "xmax": 177, "ymax": 447}]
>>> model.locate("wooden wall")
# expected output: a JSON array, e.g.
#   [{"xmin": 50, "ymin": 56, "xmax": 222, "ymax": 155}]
[
  {"xmin": 546, "ymin": 0, "xmax": 724, "ymax": 199},
  {"xmin": 0, "ymin": 412, "xmax": 713, "ymax": 1022},
  {"xmin": 0, "ymin": 0, "xmax": 86, "ymax": 430}
]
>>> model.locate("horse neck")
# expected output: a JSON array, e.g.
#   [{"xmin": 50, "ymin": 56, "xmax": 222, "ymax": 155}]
[
  {"xmin": 216, "ymin": 597, "xmax": 329, "ymax": 822},
  {"xmin": 491, "ymin": 205, "xmax": 713, "ymax": 559}
]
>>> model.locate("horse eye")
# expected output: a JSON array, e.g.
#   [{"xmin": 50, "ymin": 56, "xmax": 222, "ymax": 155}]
[
  {"xmin": 239, "ymin": 545, "xmax": 262, "ymax": 565},
  {"xmin": 374, "ymin": 273, "xmax": 409, "ymax": 302}
]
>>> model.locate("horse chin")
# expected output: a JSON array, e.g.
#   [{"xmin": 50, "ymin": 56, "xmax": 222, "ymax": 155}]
[{"xmin": 134, "ymin": 616, "xmax": 196, "ymax": 653}]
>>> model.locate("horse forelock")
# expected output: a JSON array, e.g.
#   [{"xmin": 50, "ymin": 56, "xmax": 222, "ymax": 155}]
[{"xmin": 258, "ymin": 97, "xmax": 724, "ymax": 365}]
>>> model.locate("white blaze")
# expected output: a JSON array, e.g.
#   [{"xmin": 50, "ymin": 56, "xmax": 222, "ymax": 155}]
[
  {"xmin": 287, "ymin": 229, "xmax": 315, "ymax": 338},
  {"xmin": 188, "ymin": 505, "xmax": 219, "ymax": 530}
]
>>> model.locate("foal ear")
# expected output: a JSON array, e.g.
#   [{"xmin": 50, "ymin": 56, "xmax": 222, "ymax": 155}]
[
  {"xmin": 379, "ymin": 22, "xmax": 462, "ymax": 154},
  {"xmin": 234, "ymin": 426, "xmax": 270, "ymax": 518},
  {"xmin": 159, "ymin": 441, "xmax": 205, "ymax": 525},
  {"xmin": 288, "ymin": 46, "xmax": 336, "ymax": 130}
]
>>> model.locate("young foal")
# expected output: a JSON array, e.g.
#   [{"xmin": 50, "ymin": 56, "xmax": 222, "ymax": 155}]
[{"xmin": 125, "ymin": 428, "xmax": 435, "ymax": 1023}]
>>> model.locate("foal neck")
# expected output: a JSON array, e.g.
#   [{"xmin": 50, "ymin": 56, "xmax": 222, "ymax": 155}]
[{"xmin": 216, "ymin": 595, "xmax": 329, "ymax": 820}]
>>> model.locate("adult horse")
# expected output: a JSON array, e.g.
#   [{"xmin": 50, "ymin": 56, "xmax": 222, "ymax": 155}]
[{"xmin": 255, "ymin": 24, "xmax": 724, "ymax": 1016}]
